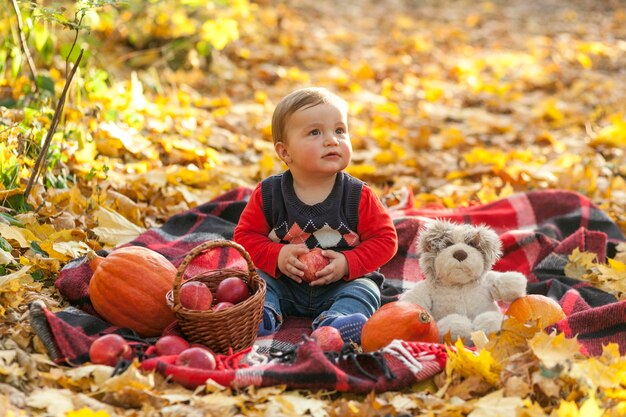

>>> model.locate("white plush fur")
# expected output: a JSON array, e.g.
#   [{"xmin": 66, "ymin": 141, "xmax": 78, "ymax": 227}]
[{"xmin": 400, "ymin": 219, "xmax": 527, "ymax": 342}]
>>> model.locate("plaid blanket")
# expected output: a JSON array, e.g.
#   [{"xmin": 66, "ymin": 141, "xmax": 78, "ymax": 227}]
[{"xmin": 31, "ymin": 187, "xmax": 626, "ymax": 391}]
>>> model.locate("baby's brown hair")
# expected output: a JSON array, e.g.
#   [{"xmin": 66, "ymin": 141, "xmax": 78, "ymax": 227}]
[{"xmin": 271, "ymin": 87, "xmax": 347, "ymax": 144}]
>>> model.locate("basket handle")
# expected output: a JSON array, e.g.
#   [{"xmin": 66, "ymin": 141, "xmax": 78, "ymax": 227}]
[{"xmin": 172, "ymin": 239, "xmax": 256, "ymax": 306}]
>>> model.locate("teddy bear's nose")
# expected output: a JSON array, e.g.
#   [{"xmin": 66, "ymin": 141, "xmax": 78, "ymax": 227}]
[{"xmin": 453, "ymin": 250, "xmax": 467, "ymax": 261}]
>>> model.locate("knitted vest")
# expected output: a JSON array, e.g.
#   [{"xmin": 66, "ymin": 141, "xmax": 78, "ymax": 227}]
[{"xmin": 261, "ymin": 171, "xmax": 363, "ymax": 250}]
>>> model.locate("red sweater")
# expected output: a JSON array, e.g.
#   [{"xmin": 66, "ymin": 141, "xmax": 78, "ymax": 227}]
[{"xmin": 234, "ymin": 172, "xmax": 398, "ymax": 280}]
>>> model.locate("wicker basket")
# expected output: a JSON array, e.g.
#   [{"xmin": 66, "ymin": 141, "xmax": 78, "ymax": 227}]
[{"xmin": 169, "ymin": 240, "xmax": 266, "ymax": 354}]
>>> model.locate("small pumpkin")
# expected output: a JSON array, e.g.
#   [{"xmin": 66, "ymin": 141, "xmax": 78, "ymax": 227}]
[
  {"xmin": 361, "ymin": 301, "xmax": 439, "ymax": 352},
  {"xmin": 88, "ymin": 246, "xmax": 177, "ymax": 337},
  {"xmin": 505, "ymin": 294, "xmax": 566, "ymax": 328}
]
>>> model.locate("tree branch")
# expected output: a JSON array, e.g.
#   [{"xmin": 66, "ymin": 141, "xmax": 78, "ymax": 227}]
[
  {"xmin": 24, "ymin": 49, "xmax": 84, "ymax": 202},
  {"xmin": 9, "ymin": 0, "xmax": 39, "ymax": 91}
]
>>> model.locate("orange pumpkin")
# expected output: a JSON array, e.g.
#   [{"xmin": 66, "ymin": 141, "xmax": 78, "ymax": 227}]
[
  {"xmin": 361, "ymin": 301, "xmax": 439, "ymax": 352},
  {"xmin": 88, "ymin": 246, "xmax": 177, "ymax": 337},
  {"xmin": 505, "ymin": 295, "xmax": 566, "ymax": 328}
]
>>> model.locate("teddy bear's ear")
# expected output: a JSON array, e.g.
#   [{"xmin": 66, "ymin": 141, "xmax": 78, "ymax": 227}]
[
  {"xmin": 473, "ymin": 225, "xmax": 502, "ymax": 266},
  {"xmin": 418, "ymin": 219, "xmax": 452, "ymax": 252}
]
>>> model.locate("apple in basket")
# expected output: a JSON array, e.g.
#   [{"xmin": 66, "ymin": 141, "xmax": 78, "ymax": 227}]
[
  {"xmin": 215, "ymin": 277, "xmax": 250, "ymax": 305},
  {"xmin": 89, "ymin": 334, "xmax": 133, "ymax": 366},
  {"xmin": 213, "ymin": 301, "xmax": 234, "ymax": 311},
  {"xmin": 176, "ymin": 347, "xmax": 216, "ymax": 370},
  {"xmin": 155, "ymin": 335, "xmax": 190, "ymax": 356},
  {"xmin": 179, "ymin": 281, "xmax": 213, "ymax": 310},
  {"xmin": 298, "ymin": 248, "xmax": 330, "ymax": 283}
]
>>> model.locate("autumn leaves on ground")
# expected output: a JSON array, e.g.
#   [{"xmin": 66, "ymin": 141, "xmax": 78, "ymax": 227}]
[{"xmin": 1, "ymin": 0, "xmax": 626, "ymax": 415}]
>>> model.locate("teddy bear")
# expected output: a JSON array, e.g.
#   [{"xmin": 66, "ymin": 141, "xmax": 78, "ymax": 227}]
[{"xmin": 400, "ymin": 219, "xmax": 527, "ymax": 342}]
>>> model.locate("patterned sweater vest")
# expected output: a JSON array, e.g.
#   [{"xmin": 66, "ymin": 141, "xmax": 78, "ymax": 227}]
[{"xmin": 260, "ymin": 171, "xmax": 363, "ymax": 250}]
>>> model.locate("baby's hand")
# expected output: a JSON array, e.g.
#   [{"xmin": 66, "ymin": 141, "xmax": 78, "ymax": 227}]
[
  {"xmin": 277, "ymin": 244, "xmax": 309, "ymax": 283},
  {"xmin": 309, "ymin": 250, "xmax": 348, "ymax": 286}
]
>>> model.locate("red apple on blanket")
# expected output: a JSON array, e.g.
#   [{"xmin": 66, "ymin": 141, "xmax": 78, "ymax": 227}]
[
  {"xmin": 89, "ymin": 334, "xmax": 133, "ymax": 366},
  {"xmin": 155, "ymin": 335, "xmax": 190, "ymax": 356},
  {"xmin": 310, "ymin": 326, "xmax": 344, "ymax": 352},
  {"xmin": 216, "ymin": 277, "xmax": 250, "ymax": 304},
  {"xmin": 179, "ymin": 281, "xmax": 213, "ymax": 310},
  {"xmin": 298, "ymin": 248, "xmax": 330, "ymax": 283},
  {"xmin": 176, "ymin": 347, "xmax": 217, "ymax": 370}
]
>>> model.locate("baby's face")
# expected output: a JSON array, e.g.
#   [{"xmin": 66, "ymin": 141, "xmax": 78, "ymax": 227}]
[{"xmin": 276, "ymin": 102, "xmax": 352, "ymax": 178}]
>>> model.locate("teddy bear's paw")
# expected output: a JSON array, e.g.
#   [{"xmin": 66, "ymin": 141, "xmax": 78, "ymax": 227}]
[
  {"xmin": 438, "ymin": 314, "xmax": 473, "ymax": 342},
  {"xmin": 472, "ymin": 311, "xmax": 504, "ymax": 336},
  {"xmin": 487, "ymin": 271, "xmax": 528, "ymax": 302}
]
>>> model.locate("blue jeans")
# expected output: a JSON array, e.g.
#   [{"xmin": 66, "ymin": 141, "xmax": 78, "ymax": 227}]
[{"xmin": 257, "ymin": 269, "xmax": 381, "ymax": 330}]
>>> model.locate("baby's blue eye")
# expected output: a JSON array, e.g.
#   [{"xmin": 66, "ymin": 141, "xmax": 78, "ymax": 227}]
[
  {"xmin": 335, "ymin": 128, "xmax": 346, "ymax": 134},
  {"xmin": 310, "ymin": 129, "xmax": 321, "ymax": 136}
]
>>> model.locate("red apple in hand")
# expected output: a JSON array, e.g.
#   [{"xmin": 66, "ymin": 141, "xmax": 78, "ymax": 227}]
[
  {"xmin": 216, "ymin": 277, "xmax": 250, "ymax": 305},
  {"xmin": 298, "ymin": 248, "xmax": 330, "ymax": 283},
  {"xmin": 175, "ymin": 347, "xmax": 216, "ymax": 370},
  {"xmin": 89, "ymin": 334, "xmax": 133, "ymax": 366},
  {"xmin": 155, "ymin": 335, "xmax": 190, "ymax": 356},
  {"xmin": 179, "ymin": 281, "xmax": 213, "ymax": 310},
  {"xmin": 310, "ymin": 326, "xmax": 344, "ymax": 352}
]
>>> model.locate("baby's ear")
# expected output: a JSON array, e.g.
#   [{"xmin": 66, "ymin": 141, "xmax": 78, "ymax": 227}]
[
  {"xmin": 274, "ymin": 141, "xmax": 291, "ymax": 164},
  {"xmin": 418, "ymin": 219, "xmax": 452, "ymax": 253},
  {"xmin": 473, "ymin": 225, "xmax": 502, "ymax": 266}
]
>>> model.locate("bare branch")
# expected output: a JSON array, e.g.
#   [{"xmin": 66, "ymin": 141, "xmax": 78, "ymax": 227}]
[
  {"xmin": 9, "ymin": 0, "xmax": 39, "ymax": 91},
  {"xmin": 24, "ymin": 49, "xmax": 84, "ymax": 202}
]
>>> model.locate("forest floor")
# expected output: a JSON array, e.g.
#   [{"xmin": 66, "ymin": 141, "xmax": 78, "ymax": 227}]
[{"xmin": 1, "ymin": 0, "xmax": 626, "ymax": 415}]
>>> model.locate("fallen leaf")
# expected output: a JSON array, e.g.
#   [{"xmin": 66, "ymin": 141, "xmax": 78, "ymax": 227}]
[
  {"xmin": 91, "ymin": 207, "xmax": 146, "ymax": 248},
  {"xmin": 529, "ymin": 332, "xmax": 583, "ymax": 369},
  {"xmin": 467, "ymin": 389, "xmax": 524, "ymax": 417}
]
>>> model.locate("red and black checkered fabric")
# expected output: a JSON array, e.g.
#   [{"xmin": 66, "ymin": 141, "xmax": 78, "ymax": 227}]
[{"xmin": 31, "ymin": 187, "xmax": 626, "ymax": 391}]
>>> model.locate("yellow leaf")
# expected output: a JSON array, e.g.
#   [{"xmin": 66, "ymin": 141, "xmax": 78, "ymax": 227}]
[
  {"xmin": 51, "ymin": 241, "xmax": 93, "ymax": 260},
  {"xmin": 424, "ymin": 85, "xmax": 444, "ymax": 102},
  {"xmin": 26, "ymin": 389, "xmax": 75, "ymax": 416},
  {"xmin": 528, "ymin": 331, "xmax": 583, "ymax": 369},
  {"xmin": 564, "ymin": 248, "xmax": 597, "ymax": 279},
  {"xmin": 97, "ymin": 122, "xmax": 154, "ymax": 158},
  {"xmin": 0, "ymin": 266, "xmax": 31, "ymax": 291},
  {"xmin": 201, "ymin": 18, "xmax": 239, "ymax": 51},
  {"xmin": 91, "ymin": 207, "xmax": 146, "ymax": 248},
  {"xmin": 570, "ymin": 356, "xmax": 623, "ymax": 390},
  {"xmin": 374, "ymin": 102, "xmax": 400, "ymax": 117},
  {"xmin": 596, "ymin": 260, "xmax": 626, "ymax": 295},
  {"xmin": 101, "ymin": 362, "xmax": 154, "ymax": 392},
  {"xmin": 269, "ymin": 392, "xmax": 328, "ymax": 417},
  {"xmin": 467, "ymin": 389, "xmax": 524, "ymax": 417},
  {"xmin": 353, "ymin": 62, "xmax": 375, "ymax": 80},
  {"xmin": 375, "ymin": 150, "xmax": 397, "ymax": 164},
  {"xmin": 485, "ymin": 317, "xmax": 538, "ymax": 364},
  {"xmin": 556, "ymin": 400, "xmax": 579, "ymax": 417},
  {"xmin": 74, "ymin": 139, "xmax": 97, "ymax": 164},
  {"xmin": 446, "ymin": 339, "xmax": 500, "ymax": 386},
  {"xmin": 259, "ymin": 153, "xmax": 276, "ymax": 179},
  {"xmin": 592, "ymin": 114, "xmax": 626, "ymax": 147},
  {"xmin": 0, "ymin": 223, "xmax": 37, "ymax": 248},
  {"xmin": 284, "ymin": 67, "xmax": 310, "ymax": 82},
  {"xmin": 607, "ymin": 258, "xmax": 626, "ymax": 272},
  {"xmin": 442, "ymin": 127, "xmax": 465, "ymax": 149},
  {"xmin": 535, "ymin": 98, "xmax": 564, "ymax": 123},
  {"xmin": 464, "ymin": 148, "xmax": 507, "ymax": 170},
  {"xmin": 345, "ymin": 164, "xmax": 376, "ymax": 178},
  {"xmin": 65, "ymin": 408, "xmax": 110, "ymax": 417},
  {"xmin": 576, "ymin": 52, "xmax": 592, "ymax": 69},
  {"xmin": 579, "ymin": 395, "xmax": 603, "ymax": 417}
]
